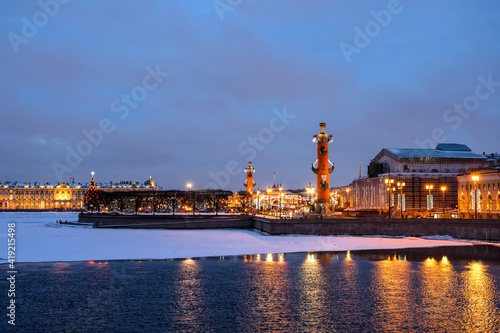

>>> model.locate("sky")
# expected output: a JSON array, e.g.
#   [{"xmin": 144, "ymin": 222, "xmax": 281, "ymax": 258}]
[{"xmin": 1, "ymin": 0, "xmax": 499, "ymax": 191}]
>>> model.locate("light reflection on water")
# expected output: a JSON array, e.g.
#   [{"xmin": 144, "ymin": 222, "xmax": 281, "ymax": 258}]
[
  {"xmin": 298, "ymin": 252, "xmax": 329, "ymax": 331},
  {"xmin": 463, "ymin": 261, "xmax": 499, "ymax": 332},
  {"xmin": 420, "ymin": 256, "xmax": 460, "ymax": 332},
  {"xmin": 173, "ymin": 258, "xmax": 204, "ymax": 329},
  {"xmin": 240, "ymin": 253, "xmax": 297, "ymax": 331},
  {"xmin": 6, "ymin": 246, "xmax": 500, "ymax": 332},
  {"xmin": 371, "ymin": 255, "xmax": 414, "ymax": 332}
]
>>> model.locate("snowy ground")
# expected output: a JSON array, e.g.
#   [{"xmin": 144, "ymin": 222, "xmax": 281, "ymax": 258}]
[{"xmin": 0, "ymin": 212, "xmax": 476, "ymax": 263}]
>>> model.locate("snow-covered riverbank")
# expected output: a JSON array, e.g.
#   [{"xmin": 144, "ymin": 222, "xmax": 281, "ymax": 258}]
[{"xmin": 0, "ymin": 212, "xmax": 474, "ymax": 263}]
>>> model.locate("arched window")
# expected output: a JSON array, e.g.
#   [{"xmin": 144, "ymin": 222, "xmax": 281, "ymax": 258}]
[
  {"xmin": 383, "ymin": 162, "xmax": 390, "ymax": 173},
  {"xmin": 431, "ymin": 169, "xmax": 438, "ymax": 173}
]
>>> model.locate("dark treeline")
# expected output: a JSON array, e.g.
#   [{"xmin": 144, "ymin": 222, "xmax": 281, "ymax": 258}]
[{"xmin": 87, "ymin": 190, "xmax": 234, "ymax": 215}]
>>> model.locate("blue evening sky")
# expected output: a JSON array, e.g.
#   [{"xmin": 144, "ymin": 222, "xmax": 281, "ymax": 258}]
[{"xmin": 1, "ymin": 0, "xmax": 499, "ymax": 190}]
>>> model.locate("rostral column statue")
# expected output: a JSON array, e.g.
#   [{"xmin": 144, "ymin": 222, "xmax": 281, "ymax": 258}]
[{"xmin": 311, "ymin": 122, "xmax": 334, "ymax": 213}]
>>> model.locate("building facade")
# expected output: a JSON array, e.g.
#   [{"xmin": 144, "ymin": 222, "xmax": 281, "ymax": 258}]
[
  {"xmin": 457, "ymin": 168, "xmax": 500, "ymax": 218},
  {"xmin": 353, "ymin": 144, "xmax": 488, "ymax": 216},
  {"xmin": 0, "ymin": 177, "xmax": 157, "ymax": 210}
]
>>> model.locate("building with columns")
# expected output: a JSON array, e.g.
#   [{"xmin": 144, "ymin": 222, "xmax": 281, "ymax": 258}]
[
  {"xmin": 0, "ymin": 177, "xmax": 157, "ymax": 210},
  {"xmin": 457, "ymin": 168, "xmax": 500, "ymax": 218},
  {"xmin": 352, "ymin": 144, "xmax": 488, "ymax": 216}
]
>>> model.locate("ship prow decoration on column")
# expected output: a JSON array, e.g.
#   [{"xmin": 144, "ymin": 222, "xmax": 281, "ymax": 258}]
[
  {"xmin": 243, "ymin": 161, "xmax": 256, "ymax": 198},
  {"xmin": 311, "ymin": 122, "xmax": 334, "ymax": 215}
]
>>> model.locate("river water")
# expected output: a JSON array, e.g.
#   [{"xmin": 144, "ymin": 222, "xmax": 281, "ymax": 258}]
[{"xmin": 2, "ymin": 245, "xmax": 500, "ymax": 332}]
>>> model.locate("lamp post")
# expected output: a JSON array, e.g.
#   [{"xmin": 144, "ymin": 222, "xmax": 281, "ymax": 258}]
[
  {"xmin": 426, "ymin": 185, "xmax": 433, "ymax": 218},
  {"xmin": 384, "ymin": 178, "xmax": 394, "ymax": 218},
  {"xmin": 279, "ymin": 186, "xmax": 283, "ymax": 219},
  {"xmin": 306, "ymin": 184, "xmax": 313, "ymax": 201},
  {"xmin": 266, "ymin": 187, "xmax": 271, "ymax": 213},
  {"xmin": 397, "ymin": 182, "xmax": 405, "ymax": 218},
  {"xmin": 472, "ymin": 175, "xmax": 479, "ymax": 219},
  {"xmin": 256, "ymin": 190, "xmax": 260, "ymax": 212},
  {"xmin": 441, "ymin": 186, "xmax": 447, "ymax": 216},
  {"xmin": 346, "ymin": 188, "xmax": 350, "ymax": 208},
  {"xmin": 186, "ymin": 183, "xmax": 194, "ymax": 215}
]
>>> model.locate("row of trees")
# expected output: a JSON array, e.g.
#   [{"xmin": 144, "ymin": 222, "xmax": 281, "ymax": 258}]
[{"xmin": 85, "ymin": 190, "xmax": 233, "ymax": 215}]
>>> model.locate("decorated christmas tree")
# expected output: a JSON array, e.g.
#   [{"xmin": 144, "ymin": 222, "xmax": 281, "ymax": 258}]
[{"xmin": 84, "ymin": 172, "xmax": 100, "ymax": 211}]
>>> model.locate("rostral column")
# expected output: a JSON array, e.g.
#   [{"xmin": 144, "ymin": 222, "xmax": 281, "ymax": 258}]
[
  {"xmin": 244, "ymin": 161, "xmax": 255, "ymax": 197},
  {"xmin": 311, "ymin": 122, "xmax": 334, "ymax": 210}
]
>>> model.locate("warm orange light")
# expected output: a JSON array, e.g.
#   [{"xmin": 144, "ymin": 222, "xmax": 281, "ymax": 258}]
[
  {"xmin": 266, "ymin": 253, "xmax": 273, "ymax": 262},
  {"xmin": 345, "ymin": 250, "xmax": 352, "ymax": 261},
  {"xmin": 441, "ymin": 186, "xmax": 447, "ymax": 192},
  {"xmin": 426, "ymin": 185, "xmax": 434, "ymax": 190}
]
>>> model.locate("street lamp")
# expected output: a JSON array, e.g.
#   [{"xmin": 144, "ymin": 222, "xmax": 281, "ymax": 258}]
[
  {"xmin": 306, "ymin": 184, "xmax": 314, "ymax": 201},
  {"xmin": 266, "ymin": 187, "xmax": 271, "ymax": 212},
  {"xmin": 384, "ymin": 178, "xmax": 394, "ymax": 218},
  {"xmin": 346, "ymin": 188, "xmax": 350, "ymax": 208},
  {"xmin": 279, "ymin": 186, "xmax": 283, "ymax": 219},
  {"xmin": 256, "ymin": 190, "xmax": 260, "ymax": 212},
  {"xmin": 397, "ymin": 182, "xmax": 405, "ymax": 218},
  {"xmin": 426, "ymin": 185, "xmax": 434, "ymax": 217},
  {"xmin": 186, "ymin": 183, "xmax": 194, "ymax": 215},
  {"xmin": 472, "ymin": 175, "xmax": 479, "ymax": 219},
  {"xmin": 441, "ymin": 186, "xmax": 447, "ymax": 216}
]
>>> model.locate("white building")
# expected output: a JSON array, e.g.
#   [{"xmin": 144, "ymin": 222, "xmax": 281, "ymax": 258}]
[{"xmin": 457, "ymin": 168, "xmax": 500, "ymax": 218}]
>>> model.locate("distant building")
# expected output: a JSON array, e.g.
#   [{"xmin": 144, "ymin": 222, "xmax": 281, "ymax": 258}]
[
  {"xmin": 353, "ymin": 144, "xmax": 488, "ymax": 216},
  {"xmin": 331, "ymin": 186, "xmax": 352, "ymax": 209},
  {"xmin": 0, "ymin": 177, "xmax": 157, "ymax": 210},
  {"xmin": 457, "ymin": 168, "xmax": 500, "ymax": 218},
  {"xmin": 227, "ymin": 185, "xmax": 307, "ymax": 216}
]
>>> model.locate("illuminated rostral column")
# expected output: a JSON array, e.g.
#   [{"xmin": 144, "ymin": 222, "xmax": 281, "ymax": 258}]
[
  {"xmin": 243, "ymin": 161, "xmax": 256, "ymax": 198},
  {"xmin": 311, "ymin": 122, "xmax": 334, "ymax": 212}
]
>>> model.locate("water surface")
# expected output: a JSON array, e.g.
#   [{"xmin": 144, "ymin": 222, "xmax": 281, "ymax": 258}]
[{"xmin": 2, "ymin": 245, "xmax": 500, "ymax": 332}]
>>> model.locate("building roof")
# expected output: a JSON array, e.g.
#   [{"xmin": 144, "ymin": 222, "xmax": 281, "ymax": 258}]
[
  {"xmin": 379, "ymin": 144, "xmax": 486, "ymax": 160},
  {"xmin": 1, "ymin": 180, "xmax": 157, "ymax": 189},
  {"xmin": 435, "ymin": 143, "xmax": 471, "ymax": 151},
  {"xmin": 384, "ymin": 148, "xmax": 486, "ymax": 160}
]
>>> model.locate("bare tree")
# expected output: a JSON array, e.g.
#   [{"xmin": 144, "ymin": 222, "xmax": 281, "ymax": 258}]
[
  {"xmin": 203, "ymin": 190, "xmax": 232, "ymax": 215},
  {"xmin": 148, "ymin": 192, "xmax": 165, "ymax": 215},
  {"xmin": 166, "ymin": 190, "xmax": 183, "ymax": 215}
]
